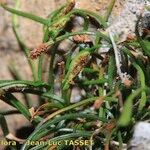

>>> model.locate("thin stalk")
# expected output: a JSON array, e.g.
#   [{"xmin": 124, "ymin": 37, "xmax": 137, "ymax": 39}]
[
  {"xmin": 83, "ymin": 78, "xmax": 107, "ymax": 85},
  {"xmin": 104, "ymin": 0, "xmax": 116, "ymax": 22},
  {"xmin": 37, "ymin": 21, "xmax": 52, "ymax": 82},
  {"xmin": 132, "ymin": 62, "xmax": 147, "ymax": 111},
  {"xmin": 62, "ymin": 88, "xmax": 71, "ymax": 106},
  {"xmin": 108, "ymin": 54, "xmax": 116, "ymax": 89},
  {"xmin": 38, "ymin": 55, "xmax": 44, "ymax": 81},
  {"xmin": 0, "ymin": 114, "xmax": 9, "ymax": 136},
  {"xmin": 118, "ymin": 88, "xmax": 143, "ymax": 126},
  {"xmin": 122, "ymin": 47, "xmax": 147, "ymax": 111},
  {"xmin": 12, "ymin": 0, "xmax": 38, "ymax": 81},
  {"xmin": 118, "ymin": 131, "xmax": 123, "ymax": 149}
]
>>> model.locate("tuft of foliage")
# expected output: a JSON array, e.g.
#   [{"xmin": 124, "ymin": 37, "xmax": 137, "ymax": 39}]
[{"xmin": 0, "ymin": 0, "xmax": 150, "ymax": 149}]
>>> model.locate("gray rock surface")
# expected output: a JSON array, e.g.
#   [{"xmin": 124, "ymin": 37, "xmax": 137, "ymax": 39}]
[{"xmin": 129, "ymin": 122, "xmax": 150, "ymax": 150}]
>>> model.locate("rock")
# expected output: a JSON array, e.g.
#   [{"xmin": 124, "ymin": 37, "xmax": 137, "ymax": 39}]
[{"xmin": 129, "ymin": 122, "xmax": 150, "ymax": 150}]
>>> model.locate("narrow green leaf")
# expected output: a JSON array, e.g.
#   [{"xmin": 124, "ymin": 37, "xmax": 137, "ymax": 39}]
[
  {"xmin": 0, "ymin": 80, "xmax": 48, "ymax": 89},
  {"xmin": 104, "ymin": 0, "xmax": 116, "ymax": 21},
  {"xmin": 12, "ymin": 0, "xmax": 38, "ymax": 81},
  {"xmin": 0, "ymin": 114, "xmax": 9, "ymax": 136},
  {"xmin": 108, "ymin": 55, "xmax": 116, "ymax": 88},
  {"xmin": 46, "ymin": 132, "xmax": 92, "ymax": 149},
  {"xmin": 83, "ymin": 79, "xmax": 107, "ymax": 85},
  {"xmin": 117, "ymin": 131, "xmax": 123, "ymax": 149},
  {"xmin": 135, "ymin": 18, "xmax": 150, "ymax": 56},
  {"xmin": 1, "ymin": 93, "xmax": 31, "ymax": 120},
  {"xmin": 132, "ymin": 62, "xmax": 147, "ymax": 111},
  {"xmin": 43, "ymin": 92, "xmax": 65, "ymax": 104},
  {"xmin": 38, "ymin": 96, "xmax": 112, "ymax": 126},
  {"xmin": 1, "ymin": 93, "xmax": 42, "ymax": 123},
  {"xmin": 118, "ymin": 88, "xmax": 142, "ymax": 126},
  {"xmin": 22, "ymin": 113, "xmax": 103, "ymax": 150},
  {"xmin": 1, "ymin": 4, "xmax": 48, "ymax": 25}
]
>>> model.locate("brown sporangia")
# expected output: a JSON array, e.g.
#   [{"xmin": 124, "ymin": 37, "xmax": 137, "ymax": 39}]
[
  {"xmin": 71, "ymin": 54, "xmax": 89, "ymax": 77},
  {"xmin": 73, "ymin": 35, "xmax": 92, "ymax": 43},
  {"xmin": 63, "ymin": 51, "xmax": 90, "ymax": 90},
  {"xmin": 30, "ymin": 43, "xmax": 49, "ymax": 59},
  {"xmin": 69, "ymin": 54, "xmax": 90, "ymax": 86},
  {"xmin": 64, "ymin": 0, "xmax": 75, "ymax": 15}
]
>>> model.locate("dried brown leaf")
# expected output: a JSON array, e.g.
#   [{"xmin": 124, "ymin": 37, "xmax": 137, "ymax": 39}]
[
  {"xmin": 93, "ymin": 97, "xmax": 104, "ymax": 110},
  {"xmin": 73, "ymin": 35, "xmax": 91, "ymax": 43}
]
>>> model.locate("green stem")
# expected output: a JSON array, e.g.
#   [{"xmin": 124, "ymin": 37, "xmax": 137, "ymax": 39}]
[
  {"xmin": 118, "ymin": 88, "xmax": 143, "ymax": 126},
  {"xmin": 122, "ymin": 47, "xmax": 147, "ymax": 111},
  {"xmin": 83, "ymin": 79, "xmax": 107, "ymax": 85},
  {"xmin": 38, "ymin": 55, "xmax": 44, "ymax": 81},
  {"xmin": 0, "ymin": 114, "xmax": 9, "ymax": 136},
  {"xmin": 108, "ymin": 55, "xmax": 116, "ymax": 89},
  {"xmin": 104, "ymin": 0, "xmax": 116, "ymax": 21},
  {"xmin": 118, "ymin": 131, "xmax": 123, "ymax": 149},
  {"xmin": 132, "ymin": 62, "xmax": 147, "ymax": 111},
  {"xmin": 12, "ymin": 0, "xmax": 38, "ymax": 81}
]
